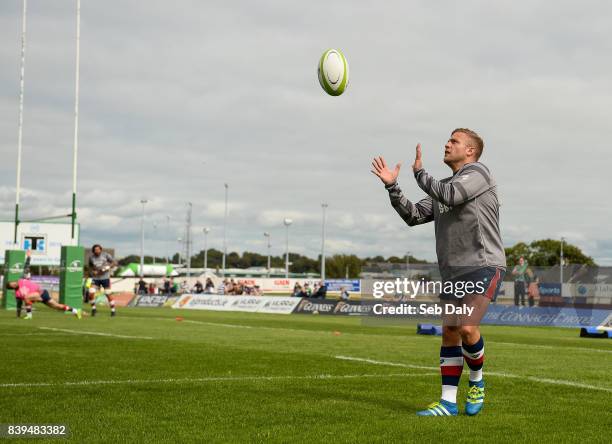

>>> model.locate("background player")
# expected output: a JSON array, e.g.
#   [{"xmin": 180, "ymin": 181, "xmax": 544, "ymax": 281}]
[
  {"xmin": 88, "ymin": 244, "xmax": 118, "ymax": 317},
  {"xmin": 8, "ymin": 254, "xmax": 81, "ymax": 320},
  {"xmin": 372, "ymin": 128, "xmax": 506, "ymax": 417}
]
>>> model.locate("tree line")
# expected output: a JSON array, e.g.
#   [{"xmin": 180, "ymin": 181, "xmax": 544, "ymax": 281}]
[
  {"xmin": 115, "ymin": 239, "xmax": 597, "ymax": 278},
  {"xmin": 117, "ymin": 249, "xmax": 429, "ymax": 278}
]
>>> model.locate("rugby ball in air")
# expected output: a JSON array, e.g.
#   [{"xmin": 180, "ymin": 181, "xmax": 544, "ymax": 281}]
[{"xmin": 317, "ymin": 49, "xmax": 349, "ymax": 96}]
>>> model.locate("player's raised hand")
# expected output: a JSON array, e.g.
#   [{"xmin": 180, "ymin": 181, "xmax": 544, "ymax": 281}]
[
  {"xmin": 412, "ymin": 144, "xmax": 423, "ymax": 172},
  {"xmin": 371, "ymin": 156, "xmax": 401, "ymax": 186}
]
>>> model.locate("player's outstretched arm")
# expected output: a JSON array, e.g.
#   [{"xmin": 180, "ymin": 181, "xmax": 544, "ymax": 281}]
[
  {"xmin": 371, "ymin": 156, "xmax": 401, "ymax": 186},
  {"xmin": 411, "ymin": 145, "xmax": 491, "ymax": 206},
  {"xmin": 372, "ymin": 155, "xmax": 434, "ymax": 226}
]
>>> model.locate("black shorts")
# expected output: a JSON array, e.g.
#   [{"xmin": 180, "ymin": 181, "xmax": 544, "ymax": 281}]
[
  {"xmin": 40, "ymin": 290, "xmax": 51, "ymax": 303},
  {"xmin": 440, "ymin": 267, "xmax": 505, "ymax": 301},
  {"xmin": 92, "ymin": 279, "xmax": 111, "ymax": 289}
]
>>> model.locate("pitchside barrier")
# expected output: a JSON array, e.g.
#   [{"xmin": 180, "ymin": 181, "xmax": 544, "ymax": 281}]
[
  {"xmin": 172, "ymin": 294, "xmax": 301, "ymax": 314},
  {"xmin": 100, "ymin": 274, "xmax": 612, "ymax": 307},
  {"xmin": 131, "ymin": 295, "xmax": 178, "ymax": 308},
  {"xmin": 1, "ymin": 246, "xmax": 84, "ymax": 310},
  {"xmin": 59, "ymin": 245, "xmax": 84, "ymax": 309},
  {"xmin": 170, "ymin": 294, "xmax": 611, "ymax": 328},
  {"xmin": 2, "ymin": 249, "xmax": 25, "ymax": 309}
]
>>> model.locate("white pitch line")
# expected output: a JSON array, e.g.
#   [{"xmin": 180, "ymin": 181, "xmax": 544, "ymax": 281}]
[
  {"xmin": 336, "ymin": 355, "xmax": 437, "ymax": 371},
  {"xmin": 1, "ymin": 333, "xmax": 75, "ymax": 337},
  {"xmin": 0, "ymin": 372, "xmax": 438, "ymax": 389},
  {"xmin": 180, "ymin": 319, "xmax": 253, "ymax": 329},
  {"xmin": 120, "ymin": 315, "xmax": 612, "ymax": 354},
  {"xmin": 38, "ymin": 327, "xmax": 153, "ymax": 340},
  {"xmin": 490, "ymin": 341, "xmax": 612, "ymax": 354},
  {"xmin": 335, "ymin": 355, "xmax": 612, "ymax": 393}
]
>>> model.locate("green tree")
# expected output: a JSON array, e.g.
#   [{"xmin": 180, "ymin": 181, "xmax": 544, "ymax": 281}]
[
  {"xmin": 325, "ymin": 254, "xmax": 362, "ymax": 278},
  {"xmin": 505, "ymin": 239, "xmax": 595, "ymax": 267}
]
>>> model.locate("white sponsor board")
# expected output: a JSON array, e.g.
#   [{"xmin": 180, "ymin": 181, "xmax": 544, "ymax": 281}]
[
  {"xmin": 257, "ymin": 297, "xmax": 301, "ymax": 314},
  {"xmin": 0, "ymin": 221, "xmax": 79, "ymax": 266},
  {"xmin": 134, "ymin": 295, "xmax": 171, "ymax": 307},
  {"xmin": 227, "ymin": 295, "xmax": 268, "ymax": 312},
  {"xmin": 172, "ymin": 294, "xmax": 299, "ymax": 314},
  {"xmin": 174, "ymin": 294, "xmax": 233, "ymax": 311}
]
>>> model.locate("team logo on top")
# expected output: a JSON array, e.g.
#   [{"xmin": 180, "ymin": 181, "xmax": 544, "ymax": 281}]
[
  {"xmin": 438, "ymin": 203, "xmax": 453, "ymax": 214},
  {"xmin": 8, "ymin": 262, "xmax": 23, "ymax": 274},
  {"xmin": 67, "ymin": 260, "xmax": 82, "ymax": 273},
  {"xmin": 61, "ymin": 259, "xmax": 83, "ymax": 273}
]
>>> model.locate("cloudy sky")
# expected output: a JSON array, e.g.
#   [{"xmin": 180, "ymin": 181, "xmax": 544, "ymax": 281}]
[{"xmin": 1, "ymin": 0, "xmax": 611, "ymax": 264}]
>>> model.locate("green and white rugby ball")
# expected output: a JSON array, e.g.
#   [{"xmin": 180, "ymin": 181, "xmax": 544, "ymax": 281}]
[{"xmin": 317, "ymin": 49, "xmax": 349, "ymax": 96}]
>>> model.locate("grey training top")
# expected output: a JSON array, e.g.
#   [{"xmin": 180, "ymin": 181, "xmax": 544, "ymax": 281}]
[
  {"xmin": 89, "ymin": 252, "xmax": 114, "ymax": 280},
  {"xmin": 386, "ymin": 161, "xmax": 506, "ymax": 280}
]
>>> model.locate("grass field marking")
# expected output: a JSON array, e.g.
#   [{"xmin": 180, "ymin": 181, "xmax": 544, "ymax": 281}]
[
  {"xmin": 335, "ymin": 355, "xmax": 612, "ymax": 393},
  {"xmin": 38, "ymin": 327, "xmax": 154, "ymax": 340},
  {"xmin": 336, "ymin": 355, "xmax": 438, "ymax": 371},
  {"xmin": 1, "ymin": 333, "xmax": 75, "ymax": 337},
  {"xmin": 0, "ymin": 372, "xmax": 439, "ymax": 389},
  {"xmin": 121, "ymin": 315, "xmax": 612, "ymax": 354},
  {"xmin": 119, "ymin": 315, "xmax": 254, "ymax": 329},
  {"xmin": 490, "ymin": 340, "xmax": 612, "ymax": 354},
  {"xmin": 180, "ymin": 319, "xmax": 253, "ymax": 329}
]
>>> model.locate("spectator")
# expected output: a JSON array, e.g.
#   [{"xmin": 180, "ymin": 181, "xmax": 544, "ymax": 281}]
[
  {"xmin": 148, "ymin": 282, "xmax": 155, "ymax": 295},
  {"xmin": 340, "ymin": 286, "xmax": 350, "ymax": 301},
  {"xmin": 180, "ymin": 280, "xmax": 189, "ymax": 294},
  {"xmin": 137, "ymin": 278, "xmax": 147, "ymax": 295},
  {"xmin": 193, "ymin": 280, "xmax": 204, "ymax": 294},
  {"xmin": 170, "ymin": 278, "xmax": 178, "ymax": 295},
  {"xmin": 292, "ymin": 284, "xmax": 302, "ymax": 297},
  {"xmin": 512, "ymin": 256, "xmax": 528, "ymax": 306},
  {"xmin": 253, "ymin": 285, "xmax": 262, "ymax": 296},
  {"xmin": 312, "ymin": 281, "xmax": 327, "ymax": 298},
  {"xmin": 527, "ymin": 274, "xmax": 540, "ymax": 307},
  {"xmin": 163, "ymin": 278, "xmax": 171, "ymax": 295},
  {"xmin": 304, "ymin": 283, "xmax": 312, "ymax": 297},
  {"xmin": 204, "ymin": 278, "xmax": 215, "ymax": 293}
]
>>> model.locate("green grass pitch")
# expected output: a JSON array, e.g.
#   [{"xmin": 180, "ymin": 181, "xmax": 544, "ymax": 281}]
[{"xmin": 0, "ymin": 306, "xmax": 610, "ymax": 443}]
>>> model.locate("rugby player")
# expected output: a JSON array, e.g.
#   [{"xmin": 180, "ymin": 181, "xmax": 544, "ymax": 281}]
[
  {"xmin": 88, "ymin": 244, "xmax": 118, "ymax": 317},
  {"xmin": 8, "ymin": 254, "xmax": 81, "ymax": 320},
  {"xmin": 372, "ymin": 128, "xmax": 506, "ymax": 416}
]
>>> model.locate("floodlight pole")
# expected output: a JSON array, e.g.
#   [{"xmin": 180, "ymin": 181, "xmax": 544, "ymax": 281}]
[
  {"xmin": 186, "ymin": 202, "xmax": 192, "ymax": 279},
  {"xmin": 152, "ymin": 223, "xmax": 157, "ymax": 265},
  {"xmin": 320, "ymin": 203, "xmax": 328, "ymax": 281},
  {"xmin": 140, "ymin": 199, "xmax": 147, "ymax": 277},
  {"xmin": 222, "ymin": 183, "xmax": 228, "ymax": 276},
  {"xmin": 165, "ymin": 215, "xmax": 170, "ymax": 266},
  {"xmin": 70, "ymin": 0, "xmax": 81, "ymax": 243},
  {"xmin": 177, "ymin": 238, "xmax": 183, "ymax": 265},
  {"xmin": 283, "ymin": 218, "xmax": 292, "ymax": 279},
  {"xmin": 264, "ymin": 232, "xmax": 271, "ymax": 277},
  {"xmin": 14, "ymin": 0, "xmax": 28, "ymax": 245},
  {"xmin": 203, "ymin": 227, "xmax": 210, "ymax": 270}
]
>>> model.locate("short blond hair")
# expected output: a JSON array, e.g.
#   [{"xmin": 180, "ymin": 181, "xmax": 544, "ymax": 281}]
[{"xmin": 452, "ymin": 128, "xmax": 484, "ymax": 160}]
